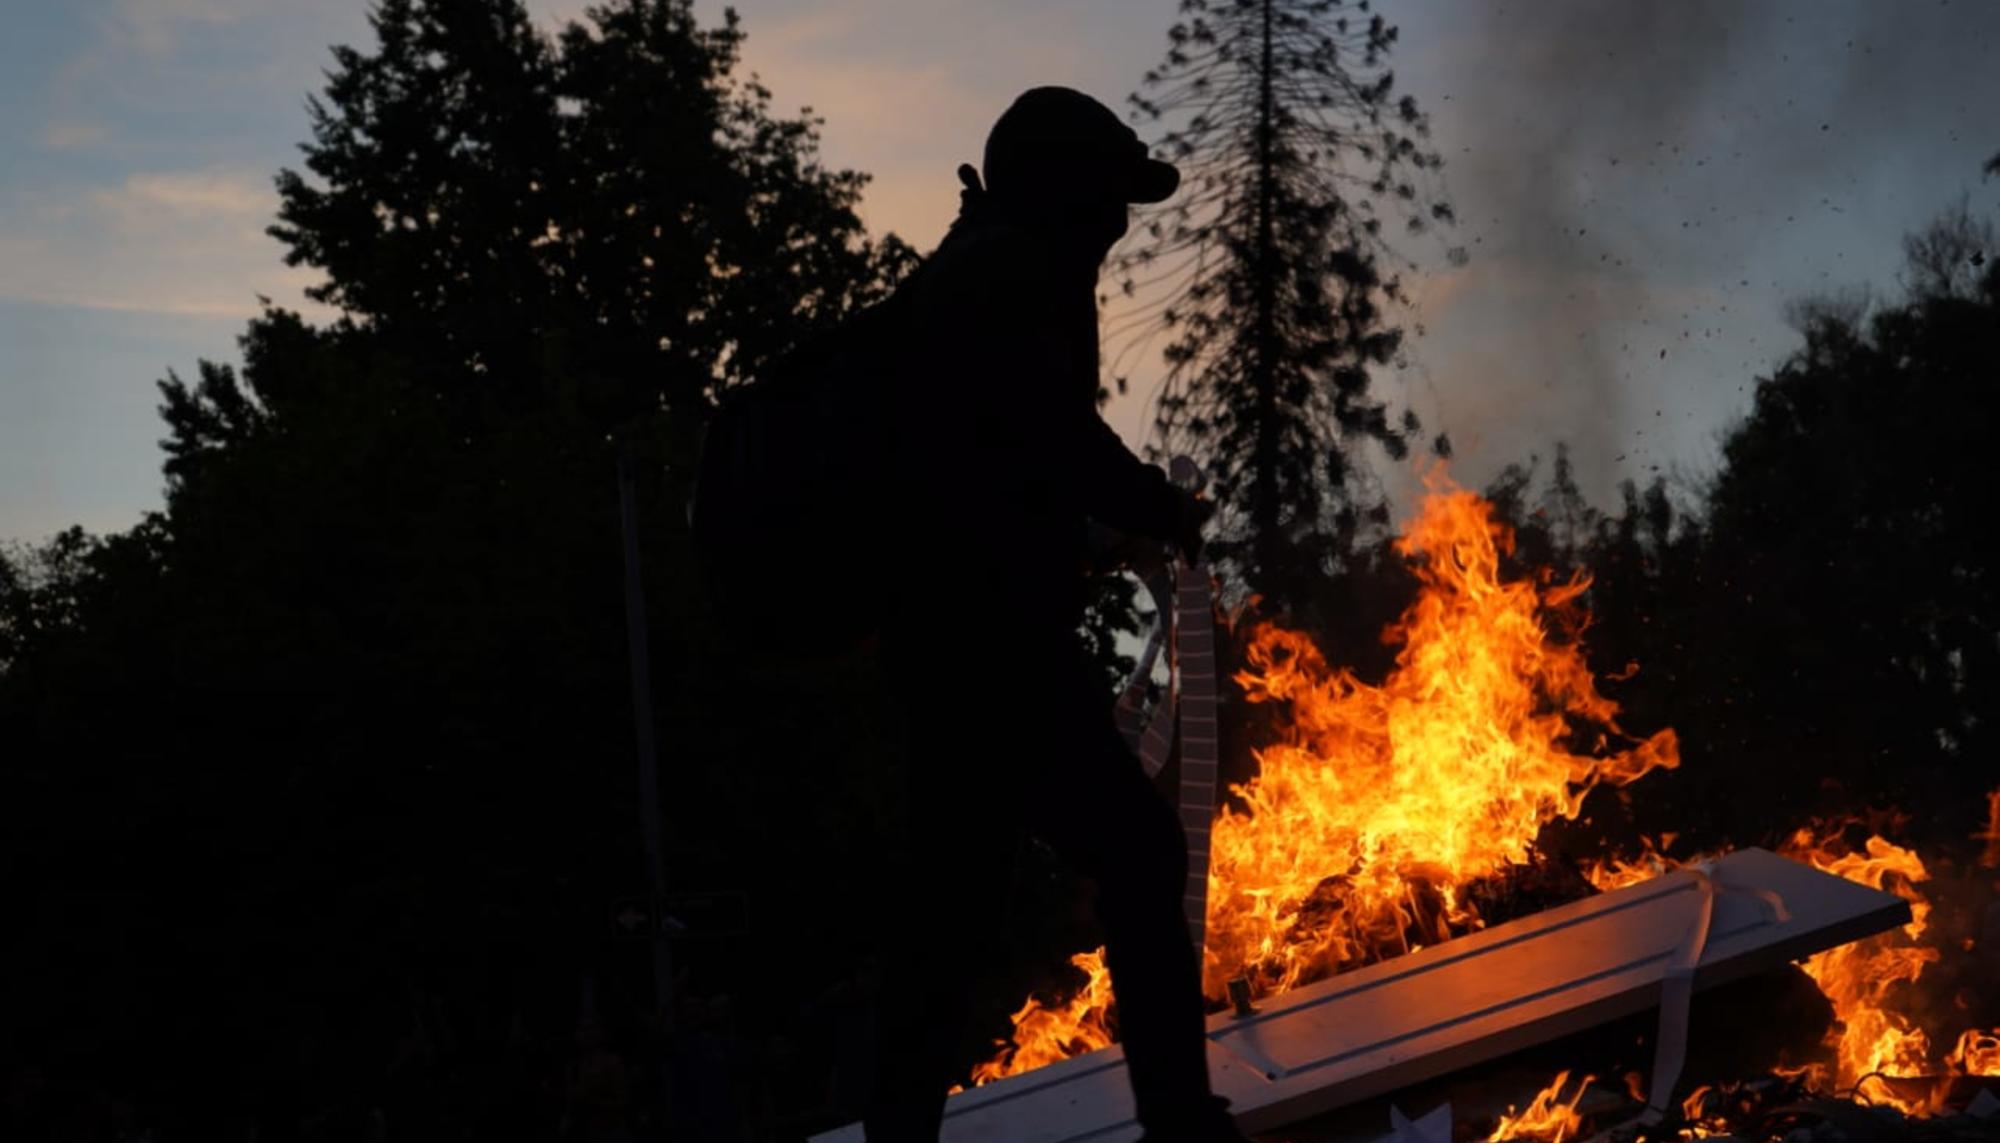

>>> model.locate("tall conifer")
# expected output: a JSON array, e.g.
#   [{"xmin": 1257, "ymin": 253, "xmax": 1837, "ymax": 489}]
[{"xmin": 1110, "ymin": 0, "xmax": 1458, "ymax": 604}]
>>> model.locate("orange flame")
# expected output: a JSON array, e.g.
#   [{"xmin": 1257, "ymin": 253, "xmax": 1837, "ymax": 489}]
[
  {"xmin": 1205, "ymin": 484, "xmax": 1677, "ymax": 996},
  {"xmin": 1675, "ymin": 1083, "xmax": 1737, "ymax": 1138},
  {"xmin": 1777, "ymin": 824, "xmax": 2000, "ymax": 1114},
  {"xmin": 1582, "ymin": 833, "xmax": 1694, "ymax": 893},
  {"xmin": 1488, "ymin": 1070, "xmax": 1594, "ymax": 1143},
  {"xmin": 963, "ymin": 949, "xmax": 1117, "ymax": 1087},
  {"xmin": 1949, "ymin": 1029, "xmax": 2000, "ymax": 1076},
  {"xmin": 1678, "ymin": 1083, "xmax": 1712, "ymax": 1121}
]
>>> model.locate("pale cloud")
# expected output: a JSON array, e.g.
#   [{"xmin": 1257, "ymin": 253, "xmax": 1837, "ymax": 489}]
[
  {"xmin": 41, "ymin": 0, "xmax": 364, "ymax": 123},
  {"xmin": 106, "ymin": 0, "xmax": 257, "ymax": 59},
  {"xmin": 91, "ymin": 169, "xmax": 272, "ymax": 225},
  {"xmin": 0, "ymin": 166, "xmax": 327, "ymax": 320},
  {"xmin": 41, "ymin": 120, "xmax": 112, "ymax": 151}
]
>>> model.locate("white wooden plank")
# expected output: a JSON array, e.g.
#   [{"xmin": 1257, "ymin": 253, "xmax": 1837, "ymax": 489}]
[{"xmin": 810, "ymin": 847, "xmax": 1909, "ymax": 1142}]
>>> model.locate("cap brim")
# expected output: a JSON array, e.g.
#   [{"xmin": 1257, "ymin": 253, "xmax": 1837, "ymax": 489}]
[{"xmin": 1127, "ymin": 157, "xmax": 1180, "ymax": 204}]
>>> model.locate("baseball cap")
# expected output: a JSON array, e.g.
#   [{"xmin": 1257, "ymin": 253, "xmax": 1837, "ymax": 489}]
[{"xmin": 983, "ymin": 86, "xmax": 1181, "ymax": 205}]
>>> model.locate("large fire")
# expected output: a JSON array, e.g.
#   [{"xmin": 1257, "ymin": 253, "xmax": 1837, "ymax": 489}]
[
  {"xmin": 1492, "ymin": 817, "xmax": 2000, "ymax": 1139},
  {"xmin": 1203, "ymin": 484, "xmax": 1678, "ymax": 996},
  {"xmin": 961, "ymin": 480, "xmax": 1998, "ymax": 1132}
]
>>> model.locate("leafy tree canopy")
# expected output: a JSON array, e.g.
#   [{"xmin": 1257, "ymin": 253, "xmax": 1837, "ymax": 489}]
[
  {"xmin": 1, "ymin": 2, "xmax": 914, "ymax": 1135},
  {"xmin": 1484, "ymin": 199, "xmax": 1999, "ymax": 851}
]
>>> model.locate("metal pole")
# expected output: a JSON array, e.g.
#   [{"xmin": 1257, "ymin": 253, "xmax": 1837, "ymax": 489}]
[{"xmin": 616, "ymin": 429, "xmax": 673, "ymax": 1015}]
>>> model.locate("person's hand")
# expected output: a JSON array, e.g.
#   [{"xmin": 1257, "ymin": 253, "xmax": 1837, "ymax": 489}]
[{"xmin": 1175, "ymin": 492, "xmax": 1214, "ymax": 564}]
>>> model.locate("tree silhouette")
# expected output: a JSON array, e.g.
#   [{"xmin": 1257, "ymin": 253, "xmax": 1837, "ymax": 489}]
[
  {"xmin": 1481, "ymin": 200, "xmax": 2000, "ymax": 855},
  {"xmin": 1683, "ymin": 204, "xmax": 1999, "ymax": 837},
  {"xmin": 1109, "ymin": 0, "xmax": 1458, "ymax": 608},
  {"xmin": 261, "ymin": 0, "xmax": 911, "ymax": 430},
  {"xmin": 2, "ymin": 2, "xmax": 913, "ymax": 1137}
]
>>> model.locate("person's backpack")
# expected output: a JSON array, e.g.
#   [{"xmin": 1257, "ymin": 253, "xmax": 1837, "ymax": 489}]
[{"xmin": 689, "ymin": 297, "xmax": 907, "ymax": 657}]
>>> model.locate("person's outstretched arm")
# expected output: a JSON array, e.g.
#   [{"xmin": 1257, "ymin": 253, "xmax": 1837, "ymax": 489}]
[{"xmin": 1068, "ymin": 411, "xmax": 1183, "ymax": 543}]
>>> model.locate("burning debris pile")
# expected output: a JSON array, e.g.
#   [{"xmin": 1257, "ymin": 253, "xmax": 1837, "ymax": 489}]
[
  {"xmin": 1776, "ymin": 827, "xmax": 1985, "ymax": 1116},
  {"xmin": 1486, "ymin": 820, "xmax": 2000, "ymax": 1142},
  {"xmin": 963, "ymin": 478, "xmax": 2000, "ymax": 1139}
]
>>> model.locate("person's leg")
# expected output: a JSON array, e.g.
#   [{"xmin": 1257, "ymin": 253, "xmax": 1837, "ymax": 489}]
[
  {"xmin": 1026, "ymin": 683, "xmax": 1236, "ymax": 1138},
  {"xmin": 863, "ymin": 675, "xmax": 1019, "ymax": 1142},
  {"xmin": 861, "ymin": 896, "xmax": 980, "ymax": 1139}
]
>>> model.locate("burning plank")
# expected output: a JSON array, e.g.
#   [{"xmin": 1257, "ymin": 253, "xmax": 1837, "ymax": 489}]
[{"xmin": 811, "ymin": 847, "xmax": 1908, "ymax": 1142}]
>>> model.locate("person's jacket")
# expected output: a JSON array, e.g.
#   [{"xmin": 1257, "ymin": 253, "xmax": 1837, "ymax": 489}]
[{"xmin": 886, "ymin": 206, "xmax": 1183, "ymax": 636}]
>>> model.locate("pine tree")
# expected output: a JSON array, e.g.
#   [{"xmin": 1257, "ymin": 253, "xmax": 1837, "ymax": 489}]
[{"xmin": 1109, "ymin": 0, "xmax": 1458, "ymax": 607}]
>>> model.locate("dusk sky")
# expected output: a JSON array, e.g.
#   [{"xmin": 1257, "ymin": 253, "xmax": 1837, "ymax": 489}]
[{"xmin": 4, "ymin": 0, "xmax": 1997, "ymax": 542}]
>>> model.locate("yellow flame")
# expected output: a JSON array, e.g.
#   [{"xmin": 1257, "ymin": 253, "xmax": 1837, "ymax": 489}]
[
  {"xmin": 1776, "ymin": 826, "xmax": 2000, "ymax": 1115},
  {"xmin": 1488, "ymin": 1070, "xmax": 1594, "ymax": 1143},
  {"xmin": 1583, "ymin": 833, "xmax": 1696, "ymax": 893},
  {"xmin": 1205, "ymin": 481, "xmax": 1677, "ymax": 996},
  {"xmin": 1948, "ymin": 1028, "xmax": 2000, "ymax": 1076},
  {"xmin": 1676, "ymin": 1083, "xmax": 1735, "ymax": 1138},
  {"xmin": 963, "ymin": 948, "xmax": 1116, "ymax": 1087},
  {"xmin": 968, "ymin": 477, "xmax": 1678, "ymax": 1083}
]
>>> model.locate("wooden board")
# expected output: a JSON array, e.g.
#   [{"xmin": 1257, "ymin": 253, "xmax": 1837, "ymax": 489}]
[
  {"xmin": 811, "ymin": 847, "xmax": 1909, "ymax": 1142},
  {"xmin": 1173, "ymin": 557, "xmax": 1218, "ymax": 953}
]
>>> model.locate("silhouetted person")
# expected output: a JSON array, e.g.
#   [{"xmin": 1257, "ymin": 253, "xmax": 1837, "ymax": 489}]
[{"xmin": 867, "ymin": 87, "xmax": 1237, "ymax": 1143}]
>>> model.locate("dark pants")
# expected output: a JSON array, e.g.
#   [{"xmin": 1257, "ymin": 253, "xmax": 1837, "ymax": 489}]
[{"xmin": 864, "ymin": 629, "xmax": 1215, "ymax": 1141}]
